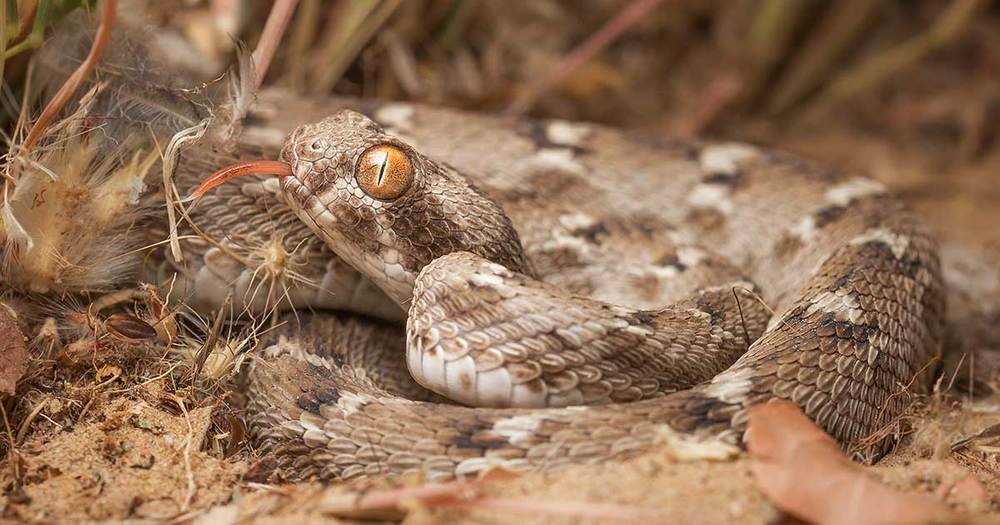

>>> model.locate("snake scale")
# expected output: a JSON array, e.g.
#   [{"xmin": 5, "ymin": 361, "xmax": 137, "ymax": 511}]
[{"xmin": 162, "ymin": 90, "xmax": 945, "ymax": 482}]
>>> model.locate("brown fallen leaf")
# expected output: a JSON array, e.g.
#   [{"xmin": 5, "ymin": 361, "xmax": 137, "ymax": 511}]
[
  {"xmin": 747, "ymin": 399, "xmax": 957, "ymax": 525},
  {"xmin": 0, "ymin": 303, "xmax": 28, "ymax": 395}
]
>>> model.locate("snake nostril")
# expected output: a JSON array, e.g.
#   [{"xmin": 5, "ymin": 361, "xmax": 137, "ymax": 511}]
[{"xmin": 310, "ymin": 139, "xmax": 331, "ymax": 153}]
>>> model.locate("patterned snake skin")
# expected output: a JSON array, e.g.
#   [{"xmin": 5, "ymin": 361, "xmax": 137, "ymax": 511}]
[{"xmin": 165, "ymin": 92, "xmax": 945, "ymax": 482}]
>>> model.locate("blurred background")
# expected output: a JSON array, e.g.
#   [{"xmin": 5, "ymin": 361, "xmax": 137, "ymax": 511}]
[
  {"xmin": 146, "ymin": 1, "xmax": 998, "ymax": 149},
  {"xmin": 3, "ymin": 1, "xmax": 998, "ymax": 233},
  {"xmin": 2, "ymin": 2, "xmax": 997, "ymax": 145}
]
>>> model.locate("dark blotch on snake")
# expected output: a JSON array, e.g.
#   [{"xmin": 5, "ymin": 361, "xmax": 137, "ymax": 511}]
[
  {"xmin": 520, "ymin": 120, "xmax": 592, "ymax": 155},
  {"xmin": 814, "ymin": 205, "xmax": 847, "ymax": 228},
  {"xmin": 450, "ymin": 419, "xmax": 508, "ymax": 450},
  {"xmin": 702, "ymin": 172, "xmax": 742, "ymax": 187},
  {"xmin": 655, "ymin": 253, "xmax": 687, "ymax": 271},
  {"xmin": 296, "ymin": 387, "xmax": 340, "ymax": 412},
  {"xmin": 572, "ymin": 221, "xmax": 609, "ymax": 244},
  {"xmin": 626, "ymin": 311, "xmax": 655, "ymax": 326}
]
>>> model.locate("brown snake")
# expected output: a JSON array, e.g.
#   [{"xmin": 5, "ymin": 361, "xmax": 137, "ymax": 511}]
[{"xmin": 164, "ymin": 93, "xmax": 945, "ymax": 482}]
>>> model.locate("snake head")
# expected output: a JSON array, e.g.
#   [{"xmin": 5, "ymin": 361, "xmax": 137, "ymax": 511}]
[{"xmin": 273, "ymin": 110, "xmax": 531, "ymax": 306}]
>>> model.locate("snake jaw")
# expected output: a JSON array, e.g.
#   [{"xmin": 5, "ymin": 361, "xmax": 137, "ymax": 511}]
[{"xmin": 190, "ymin": 160, "xmax": 293, "ymax": 198}]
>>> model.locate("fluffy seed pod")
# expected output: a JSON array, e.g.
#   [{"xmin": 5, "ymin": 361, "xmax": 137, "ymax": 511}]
[{"xmin": 1, "ymin": 89, "xmax": 158, "ymax": 294}]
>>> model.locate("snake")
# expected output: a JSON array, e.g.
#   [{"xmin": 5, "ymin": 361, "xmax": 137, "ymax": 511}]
[{"xmin": 163, "ymin": 94, "xmax": 945, "ymax": 482}]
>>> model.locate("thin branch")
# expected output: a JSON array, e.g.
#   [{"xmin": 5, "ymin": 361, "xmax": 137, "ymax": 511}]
[
  {"xmin": 17, "ymin": 0, "xmax": 116, "ymax": 155},
  {"xmin": 251, "ymin": 0, "xmax": 300, "ymax": 89},
  {"xmin": 506, "ymin": 0, "xmax": 663, "ymax": 115}
]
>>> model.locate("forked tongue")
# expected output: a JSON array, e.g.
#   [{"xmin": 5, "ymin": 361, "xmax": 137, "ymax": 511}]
[{"xmin": 190, "ymin": 160, "xmax": 293, "ymax": 198}]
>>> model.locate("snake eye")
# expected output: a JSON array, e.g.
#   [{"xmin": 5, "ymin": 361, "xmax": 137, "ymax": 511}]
[{"xmin": 356, "ymin": 144, "xmax": 413, "ymax": 200}]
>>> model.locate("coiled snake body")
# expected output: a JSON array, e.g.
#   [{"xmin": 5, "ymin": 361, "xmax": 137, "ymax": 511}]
[{"xmin": 170, "ymin": 96, "xmax": 945, "ymax": 482}]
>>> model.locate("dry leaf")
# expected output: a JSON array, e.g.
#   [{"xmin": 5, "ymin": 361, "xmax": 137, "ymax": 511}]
[
  {"xmin": 747, "ymin": 399, "xmax": 957, "ymax": 525},
  {"xmin": 105, "ymin": 313, "xmax": 158, "ymax": 343},
  {"xmin": 0, "ymin": 303, "xmax": 28, "ymax": 395},
  {"xmin": 142, "ymin": 284, "xmax": 178, "ymax": 345}
]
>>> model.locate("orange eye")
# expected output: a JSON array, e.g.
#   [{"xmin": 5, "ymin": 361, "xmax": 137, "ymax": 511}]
[{"xmin": 356, "ymin": 145, "xmax": 413, "ymax": 200}]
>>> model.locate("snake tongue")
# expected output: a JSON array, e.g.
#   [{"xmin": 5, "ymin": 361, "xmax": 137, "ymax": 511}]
[{"xmin": 190, "ymin": 160, "xmax": 293, "ymax": 198}]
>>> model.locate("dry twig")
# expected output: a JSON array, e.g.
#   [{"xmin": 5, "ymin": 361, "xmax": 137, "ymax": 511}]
[
  {"xmin": 251, "ymin": 0, "xmax": 301, "ymax": 89},
  {"xmin": 17, "ymin": 0, "xmax": 117, "ymax": 157},
  {"xmin": 506, "ymin": 0, "xmax": 663, "ymax": 115}
]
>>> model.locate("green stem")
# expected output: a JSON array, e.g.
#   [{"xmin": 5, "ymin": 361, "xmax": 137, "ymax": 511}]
[{"xmin": 2, "ymin": 0, "xmax": 49, "ymax": 60}]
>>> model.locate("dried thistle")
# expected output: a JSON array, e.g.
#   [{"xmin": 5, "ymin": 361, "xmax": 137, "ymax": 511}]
[
  {"xmin": 172, "ymin": 307, "xmax": 262, "ymax": 385},
  {"xmin": 1, "ymin": 86, "xmax": 158, "ymax": 294}
]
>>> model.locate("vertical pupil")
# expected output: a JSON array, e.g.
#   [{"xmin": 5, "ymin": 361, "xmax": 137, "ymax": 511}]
[{"xmin": 372, "ymin": 151, "xmax": 389, "ymax": 185}]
